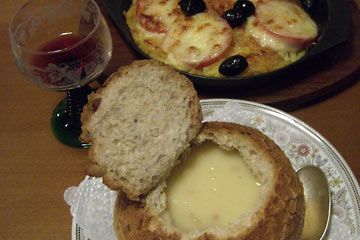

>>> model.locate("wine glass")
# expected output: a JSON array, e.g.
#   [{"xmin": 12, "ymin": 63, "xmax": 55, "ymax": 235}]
[{"xmin": 9, "ymin": 0, "xmax": 112, "ymax": 148}]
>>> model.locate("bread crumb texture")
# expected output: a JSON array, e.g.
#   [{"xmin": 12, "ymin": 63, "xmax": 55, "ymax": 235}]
[
  {"xmin": 81, "ymin": 60, "xmax": 202, "ymax": 201},
  {"xmin": 114, "ymin": 122, "xmax": 305, "ymax": 240}
]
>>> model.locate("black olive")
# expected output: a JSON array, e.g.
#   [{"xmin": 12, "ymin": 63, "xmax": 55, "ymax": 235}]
[
  {"xmin": 219, "ymin": 55, "xmax": 248, "ymax": 76},
  {"xmin": 300, "ymin": 0, "xmax": 317, "ymax": 14},
  {"xmin": 233, "ymin": 0, "xmax": 255, "ymax": 17},
  {"xmin": 221, "ymin": 9, "xmax": 247, "ymax": 28},
  {"xmin": 178, "ymin": 0, "xmax": 206, "ymax": 16}
]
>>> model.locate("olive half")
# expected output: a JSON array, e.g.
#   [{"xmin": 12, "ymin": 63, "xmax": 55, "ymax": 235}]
[
  {"xmin": 178, "ymin": 0, "xmax": 206, "ymax": 16},
  {"xmin": 234, "ymin": 0, "xmax": 255, "ymax": 17},
  {"xmin": 300, "ymin": 0, "xmax": 317, "ymax": 14},
  {"xmin": 221, "ymin": 9, "xmax": 247, "ymax": 28},
  {"xmin": 221, "ymin": 0, "xmax": 255, "ymax": 28},
  {"xmin": 219, "ymin": 55, "xmax": 248, "ymax": 76}
]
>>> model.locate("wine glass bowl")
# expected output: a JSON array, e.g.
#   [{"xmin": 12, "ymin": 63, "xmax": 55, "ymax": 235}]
[{"xmin": 9, "ymin": 0, "xmax": 112, "ymax": 148}]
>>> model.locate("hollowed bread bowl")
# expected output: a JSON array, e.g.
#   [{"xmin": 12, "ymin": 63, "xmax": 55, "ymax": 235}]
[{"xmin": 113, "ymin": 121, "xmax": 305, "ymax": 240}]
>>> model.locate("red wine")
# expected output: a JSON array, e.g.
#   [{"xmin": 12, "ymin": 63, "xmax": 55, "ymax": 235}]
[{"xmin": 31, "ymin": 33, "xmax": 99, "ymax": 86}]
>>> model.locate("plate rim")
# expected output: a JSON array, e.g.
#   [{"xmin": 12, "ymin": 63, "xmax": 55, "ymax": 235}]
[
  {"xmin": 72, "ymin": 98, "xmax": 360, "ymax": 239},
  {"xmin": 200, "ymin": 98, "xmax": 360, "ymax": 192}
]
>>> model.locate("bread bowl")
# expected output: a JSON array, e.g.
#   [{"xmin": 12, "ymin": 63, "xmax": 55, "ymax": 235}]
[
  {"xmin": 80, "ymin": 59, "xmax": 304, "ymax": 239},
  {"xmin": 113, "ymin": 121, "xmax": 305, "ymax": 240}
]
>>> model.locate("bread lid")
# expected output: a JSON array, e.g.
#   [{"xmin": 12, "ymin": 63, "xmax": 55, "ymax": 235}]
[{"xmin": 81, "ymin": 60, "xmax": 203, "ymax": 201}]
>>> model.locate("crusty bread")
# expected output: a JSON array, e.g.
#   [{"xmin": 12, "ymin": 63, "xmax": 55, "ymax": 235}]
[
  {"xmin": 113, "ymin": 121, "xmax": 305, "ymax": 240},
  {"xmin": 80, "ymin": 60, "xmax": 203, "ymax": 201}
]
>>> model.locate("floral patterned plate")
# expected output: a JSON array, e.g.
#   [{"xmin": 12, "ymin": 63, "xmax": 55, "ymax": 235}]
[{"xmin": 66, "ymin": 99, "xmax": 360, "ymax": 240}]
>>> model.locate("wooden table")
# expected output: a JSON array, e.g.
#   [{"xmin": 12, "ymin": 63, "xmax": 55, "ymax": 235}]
[{"xmin": 0, "ymin": 0, "xmax": 359, "ymax": 239}]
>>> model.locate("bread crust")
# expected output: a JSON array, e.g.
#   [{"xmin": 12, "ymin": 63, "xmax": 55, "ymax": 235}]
[
  {"xmin": 114, "ymin": 122, "xmax": 305, "ymax": 240},
  {"xmin": 81, "ymin": 60, "xmax": 203, "ymax": 201}
]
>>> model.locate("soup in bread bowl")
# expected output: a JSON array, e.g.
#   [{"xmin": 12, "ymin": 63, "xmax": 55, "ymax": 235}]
[{"xmin": 113, "ymin": 122, "xmax": 305, "ymax": 240}]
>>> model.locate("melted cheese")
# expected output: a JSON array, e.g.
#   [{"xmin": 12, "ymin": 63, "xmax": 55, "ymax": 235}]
[
  {"xmin": 165, "ymin": 142, "xmax": 262, "ymax": 232},
  {"xmin": 246, "ymin": 16, "xmax": 299, "ymax": 52},
  {"xmin": 162, "ymin": 11, "xmax": 232, "ymax": 68},
  {"xmin": 251, "ymin": 1, "xmax": 318, "ymax": 51},
  {"xmin": 136, "ymin": 0, "xmax": 180, "ymax": 33},
  {"xmin": 256, "ymin": 1, "xmax": 317, "ymax": 39}
]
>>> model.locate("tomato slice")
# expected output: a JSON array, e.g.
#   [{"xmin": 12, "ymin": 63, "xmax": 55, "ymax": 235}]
[
  {"xmin": 255, "ymin": 1, "xmax": 317, "ymax": 49},
  {"xmin": 162, "ymin": 11, "xmax": 233, "ymax": 68},
  {"xmin": 136, "ymin": 0, "xmax": 179, "ymax": 34}
]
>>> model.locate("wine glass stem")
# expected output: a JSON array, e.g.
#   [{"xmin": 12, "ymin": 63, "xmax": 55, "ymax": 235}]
[{"xmin": 66, "ymin": 86, "xmax": 92, "ymax": 130}]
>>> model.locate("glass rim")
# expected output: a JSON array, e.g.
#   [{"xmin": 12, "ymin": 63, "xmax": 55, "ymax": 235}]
[{"xmin": 9, "ymin": 0, "xmax": 101, "ymax": 55}]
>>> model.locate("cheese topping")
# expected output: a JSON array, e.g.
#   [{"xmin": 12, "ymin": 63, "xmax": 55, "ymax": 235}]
[
  {"xmin": 246, "ymin": 16, "xmax": 298, "ymax": 52},
  {"xmin": 136, "ymin": 0, "xmax": 180, "ymax": 33},
  {"xmin": 256, "ymin": 1, "xmax": 317, "ymax": 39},
  {"xmin": 162, "ymin": 11, "xmax": 232, "ymax": 68},
  {"xmin": 165, "ymin": 142, "xmax": 262, "ymax": 232},
  {"xmin": 252, "ymin": 1, "xmax": 318, "ymax": 51}
]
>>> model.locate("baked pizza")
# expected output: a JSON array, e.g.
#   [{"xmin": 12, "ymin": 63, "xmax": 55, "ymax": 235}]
[{"xmin": 124, "ymin": 0, "xmax": 318, "ymax": 77}]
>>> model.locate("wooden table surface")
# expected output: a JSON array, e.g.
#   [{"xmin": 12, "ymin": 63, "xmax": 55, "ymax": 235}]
[{"xmin": 0, "ymin": 0, "xmax": 359, "ymax": 239}]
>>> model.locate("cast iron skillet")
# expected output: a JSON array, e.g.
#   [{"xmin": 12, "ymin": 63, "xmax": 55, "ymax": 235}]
[{"xmin": 101, "ymin": 0, "xmax": 351, "ymax": 88}]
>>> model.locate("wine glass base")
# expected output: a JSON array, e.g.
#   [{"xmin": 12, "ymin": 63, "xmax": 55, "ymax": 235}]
[{"xmin": 51, "ymin": 98, "xmax": 90, "ymax": 149}]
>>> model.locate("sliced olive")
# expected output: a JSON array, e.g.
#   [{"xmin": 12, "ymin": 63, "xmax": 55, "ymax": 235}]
[
  {"xmin": 219, "ymin": 55, "xmax": 248, "ymax": 76},
  {"xmin": 300, "ymin": 0, "xmax": 317, "ymax": 14},
  {"xmin": 178, "ymin": 0, "xmax": 206, "ymax": 16},
  {"xmin": 221, "ymin": 9, "xmax": 247, "ymax": 28},
  {"xmin": 234, "ymin": 0, "xmax": 255, "ymax": 17}
]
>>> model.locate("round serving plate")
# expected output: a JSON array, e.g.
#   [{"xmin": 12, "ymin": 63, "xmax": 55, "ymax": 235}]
[
  {"xmin": 69, "ymin": 99, "xmax": 360, "ymax": 240},
  {"xmin": 101, "ymin": 0, "xmax": 351, "ymax": 88}
]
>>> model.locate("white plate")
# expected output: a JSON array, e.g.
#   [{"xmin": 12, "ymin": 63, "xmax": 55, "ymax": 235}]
[{"xmin": 69, "ymin": 99, "xmax": 360, "ymax": 240}]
